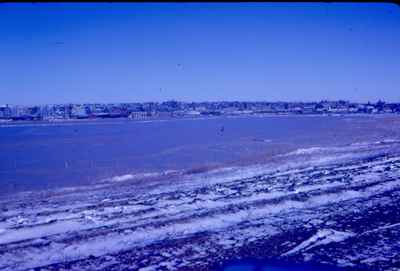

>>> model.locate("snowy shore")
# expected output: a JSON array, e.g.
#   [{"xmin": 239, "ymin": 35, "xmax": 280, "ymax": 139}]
[{"xmin": 1, "ymin": 140, "xmax": 400, "ymax": 270}]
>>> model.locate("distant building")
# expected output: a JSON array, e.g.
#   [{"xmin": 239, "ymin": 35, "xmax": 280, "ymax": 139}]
[
  {"xmin": 185, "ymin": 110, "xmax": 201, "ymax": 116},
  {"xmin": 129, "ymin": 111, "xmax": 149, "ymax": 120},
  {"xmin": 0, "ymin": 105, "xmax": 11, "ymax": 119},
  {"xmin": 157, "ymin": 112, "xmax": 173, "ymax": 118},
  {"xmin": 302, "ymin": 105, "xmax": 315, "ymax": 114},
  {"xmin": 71, "ymin": 105, "xmax": 88, "ymax": 119}
]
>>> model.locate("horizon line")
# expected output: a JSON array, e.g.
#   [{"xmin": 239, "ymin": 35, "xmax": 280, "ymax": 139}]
[{"xmin": 1, "ymin": 98, "xmax": 395, "ymax": 107}]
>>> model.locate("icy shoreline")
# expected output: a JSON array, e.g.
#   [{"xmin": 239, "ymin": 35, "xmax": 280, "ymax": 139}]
[{"xmin": 1, "ymin": 140, "xmax": 400, "ymax": 270}]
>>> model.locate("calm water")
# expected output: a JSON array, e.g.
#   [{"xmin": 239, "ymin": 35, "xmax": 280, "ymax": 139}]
[{"xmin": 0, "ymin": 115, "xmax": 396, "ymax": 194}]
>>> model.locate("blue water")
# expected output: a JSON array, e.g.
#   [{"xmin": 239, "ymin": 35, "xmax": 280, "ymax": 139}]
[{"xmin": 0, "ymin": 115, "xmax": 393, "ymax": 194}]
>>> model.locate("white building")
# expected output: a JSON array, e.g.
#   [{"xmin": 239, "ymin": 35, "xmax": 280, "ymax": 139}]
[{"xmin": 129, "ymin": 111, "xmax": 148, "ymax": 120}]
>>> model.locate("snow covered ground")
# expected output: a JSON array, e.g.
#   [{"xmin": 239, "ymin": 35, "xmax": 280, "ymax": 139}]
[{"xmin": 1, "ymin": 140, "xmax": 400, "ymax": 270}]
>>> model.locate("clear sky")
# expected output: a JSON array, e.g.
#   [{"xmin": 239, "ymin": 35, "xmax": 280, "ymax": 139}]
[{"xmin": 1, "ymin": 3, "xmax": 399, "ymax": 105}]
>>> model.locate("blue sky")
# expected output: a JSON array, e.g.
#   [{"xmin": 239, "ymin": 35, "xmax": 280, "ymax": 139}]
[{"xmin": 1, "ymin": 3, "xmax": 399, "ymax": 105}]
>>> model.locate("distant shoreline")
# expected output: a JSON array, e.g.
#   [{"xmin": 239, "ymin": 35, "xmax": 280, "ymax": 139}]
[{"xmin": 0, "ymin": 112, "xmax": 399, "ymax": 127}]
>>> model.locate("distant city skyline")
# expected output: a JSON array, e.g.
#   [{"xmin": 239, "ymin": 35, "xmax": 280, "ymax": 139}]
[
  {"xmin": 2, "ymin": 100, "xmax": 398, "ymax": 122},
  {"xmin": 1, "ymin": 3, "xmax": 399, "ymax": 105},
  {"xmin": 0, "ymin": 98, "xmax": 396, "ymax": 108}
]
